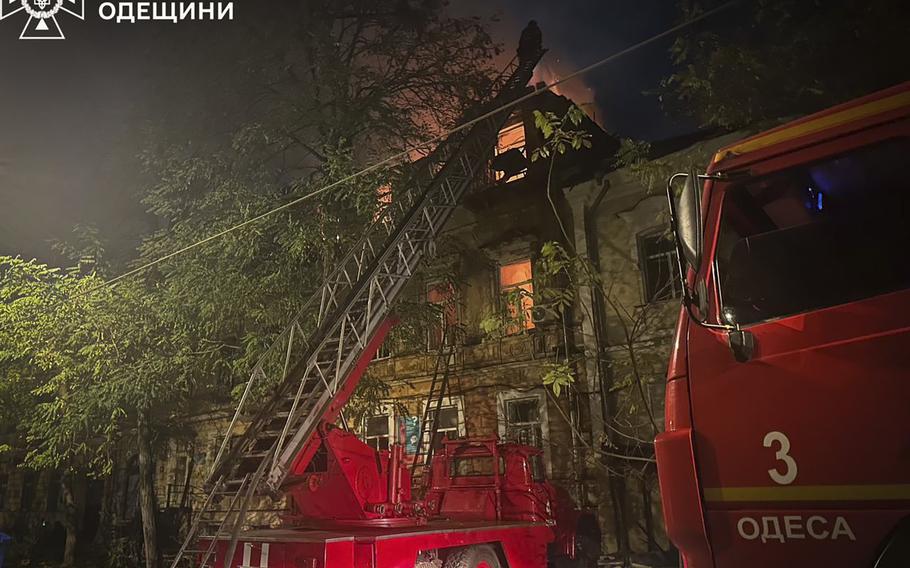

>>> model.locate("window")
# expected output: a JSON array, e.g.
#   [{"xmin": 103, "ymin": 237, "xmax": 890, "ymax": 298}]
[
  {"xmin": 497, "ymin": 391, "xmax": 551, "ymax": 476},
  {"xmin": 46, "ymin": 471, "xmax": 61, "ymax": 513},
  {"xmin": 377, "ymin": 183, "xmax": 392, "ymax": 207},
  {"xmin": 716, "ymin": 138, "xmax": 910, "ymax": 325},
  {"xmin": 504, "ymin": 398, "xmax": 543, "ymax": 446},
  {"xmin": 638, "ymin": 230, "xmax": 682, "ymax": 303},
  {"xmin": 427, "ymin": 282, "xmax": 457, "ymax": 350},
  {"xmin": 372, "ymin": 338, "xmax": 392, "ymax": 360},
  {"xmin": 499, "ymin": 259, "xmax": 535, "ymax": 333},
  {"xmin": 364, "ymin": 410, "xmax": 394, "ymax": 451},
  {"xmin": 163, "ymin": 454, "xmax": 190, "ymax": 508},
  {"xmin": 493, "ymin": 118, "xmax": 527, "ymax": 182},
  {"xmin": 174, "ymin": 455, "xmax": 188, "ymax": 487},
  {"xmin": 375, "ymin": 183, "xmax": 393, "ymax": 222},
  {"xmin": 450, "ymin": 455, "xmax": 502, "ymax": 477},
  {"xmin": 422, "ymin": 396, "xmax": 465, "ymax": 451},
  {"xmin": 21, "ymin": 471, "xmax": 37, "ymax": 511}
]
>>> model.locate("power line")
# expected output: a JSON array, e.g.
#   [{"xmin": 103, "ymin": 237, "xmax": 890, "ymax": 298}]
[{"xmin": 84, "ymin": 0, "xmax": 740, "ymax": 296}]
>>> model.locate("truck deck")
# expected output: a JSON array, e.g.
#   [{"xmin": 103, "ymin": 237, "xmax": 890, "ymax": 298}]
[
  {"xmin": 230, "ymin": 520, "xmax": 548, "ymax": 543},
  {"xmin": 210, "ymin": 521, "xmax": 554, "ymax": 568}
]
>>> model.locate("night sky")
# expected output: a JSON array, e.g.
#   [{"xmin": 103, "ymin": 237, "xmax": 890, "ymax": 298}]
[{"xmin": 0, "ymin": 1, "xmax": 696, "ymax": 264}]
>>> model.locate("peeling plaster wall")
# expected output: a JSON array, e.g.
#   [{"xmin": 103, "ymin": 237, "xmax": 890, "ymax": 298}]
[{"xmin": 563, "ymin": 131, "xmax": 748, "ymax": 554}]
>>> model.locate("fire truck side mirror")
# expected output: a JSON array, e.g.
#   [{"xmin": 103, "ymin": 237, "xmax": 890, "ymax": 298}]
[
  {"xmin": 671, "ymin": 170, "xmax": 702, "ymax": 270},
  {"xmin": 668, "ymin": 170, "xmax": 738, "ymax": 333},
  {"xmin": 667, "ymin": 170, "xmax": 703, "ymax": 273}
]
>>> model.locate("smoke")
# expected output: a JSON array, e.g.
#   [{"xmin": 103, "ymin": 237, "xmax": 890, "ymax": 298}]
[{"xmin": 530, "ymin": 57, "xmax": 604, "ymax": 127}]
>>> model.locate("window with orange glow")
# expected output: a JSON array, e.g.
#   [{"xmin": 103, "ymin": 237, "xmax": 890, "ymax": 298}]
[
  {"xmin": 374, "ymin": 183, "xmax": 393, "ymax": 221},
  {"xmin": 494, "ymin": 120, "xmax": 527, "ymax": 182},
  {"xmin": 499, "ymin": 259, "xmax": 534, "ymax": 333},
  {"xmin": 427, "ymin": 282, "xmax": 457, "ymax": 349}
]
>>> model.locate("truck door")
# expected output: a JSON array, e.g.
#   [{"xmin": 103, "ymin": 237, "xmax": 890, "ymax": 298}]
[{"xmin": 687, "ymin": 132, "xmax": 910, "ymax": 566}]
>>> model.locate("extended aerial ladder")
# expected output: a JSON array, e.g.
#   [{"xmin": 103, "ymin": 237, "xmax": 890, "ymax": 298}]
[{"xmin": 170, "ymin": 42, "xmax": 545, "ymax": 568}]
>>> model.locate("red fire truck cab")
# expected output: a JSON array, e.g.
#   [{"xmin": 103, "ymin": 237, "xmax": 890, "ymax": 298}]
[{"xmin": 656, "ymin": 81, "xmax": 910, "ymax": 567}]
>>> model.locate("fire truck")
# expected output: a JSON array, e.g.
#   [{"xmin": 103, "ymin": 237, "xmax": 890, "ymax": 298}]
[
  {"xmin": 169, "ymin": 29, "xmax": 601, "ymax": 568},
  {"xmin": 657, "ymin": 81, "xmax": 910, "ymax": 567}
]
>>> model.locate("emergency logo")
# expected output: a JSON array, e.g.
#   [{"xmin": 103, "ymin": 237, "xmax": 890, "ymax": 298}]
[{"xmin": 0, "ymin": 0, "xmax": 84, "ymax": 40}]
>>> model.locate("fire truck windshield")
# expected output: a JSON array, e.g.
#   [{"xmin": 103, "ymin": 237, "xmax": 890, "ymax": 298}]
[{"xmin": 715, "ymin": 137, "xmax": 910, "ymax": 325}]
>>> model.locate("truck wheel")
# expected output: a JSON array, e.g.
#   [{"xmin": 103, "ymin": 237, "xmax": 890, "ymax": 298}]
[{"xmin": 444, "ymin": 545, "xmax": 503, "ymax": 568}]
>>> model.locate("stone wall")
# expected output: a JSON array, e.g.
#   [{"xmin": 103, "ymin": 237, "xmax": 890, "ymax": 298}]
[{"xmin": 0, "ymin": 463, "xmax": 77, "ymax": 532}]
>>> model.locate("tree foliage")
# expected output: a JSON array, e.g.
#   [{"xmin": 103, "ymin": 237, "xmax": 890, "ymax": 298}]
[
  {"xmin": 0, "ymin": 256, "xmax": 215, "ymax": 475},
  {"xmin": 660, "ymin": 0, "xmax": 910, "ymax": 129},
  {"xmin": 530, "ymin": 105, "xmax": 592, "ymax": 162}
]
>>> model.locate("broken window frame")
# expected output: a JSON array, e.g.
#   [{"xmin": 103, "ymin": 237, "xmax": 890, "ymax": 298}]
[
  {"xmin": 372, "ymin": 338, "xmax": 393, "ymax": 360},
  {"xmin": 493, "ymin": 115, "xmax": 528, "ymax": 183},
  {"xmin": 426, "ymin": 281, "xmax": 458, "ymax": 351}
]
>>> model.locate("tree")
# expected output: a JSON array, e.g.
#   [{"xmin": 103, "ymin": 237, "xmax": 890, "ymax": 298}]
[
  {"xmin": 0, "ymin": 253, "xmax": 221, "ymax": 567},
  {"xmin": 660, "ymin": 0, "xmax": 910, "ymax": 129},
  {"xmin": 0, "ymin": 257, "xmax": 106, "ymax": 567}
]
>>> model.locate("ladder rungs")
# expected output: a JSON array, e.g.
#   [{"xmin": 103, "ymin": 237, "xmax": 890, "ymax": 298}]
[
  {"xmin": 284, "ymin": 390, "xmax": 317, "ymax": 405},
  {"xmin": 241, "ymin": 451, "xmax": 269, "ymax": 459},
  {"xmin": 253, "ymin": 429, "xmax": 282, "ymax": 440},
  {"xmin": 259, "ymin": 429, "xmax": 283, "ymax": 437}
]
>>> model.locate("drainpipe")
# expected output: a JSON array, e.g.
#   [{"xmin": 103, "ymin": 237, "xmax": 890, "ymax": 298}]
[
  {"xmin": 567, "ymin": 383, "xmax": 583, "ymax": 504},
  {"xmin": 554, "ymin": 185, "xmax": 586, "ymax": 506},
  {"xmin": 583, "ymin": 180, "xmax": 612, "ymax": 426},
  {"xmin": 583, "ymin": 178, "xmax": 633, "ymax": 559}
]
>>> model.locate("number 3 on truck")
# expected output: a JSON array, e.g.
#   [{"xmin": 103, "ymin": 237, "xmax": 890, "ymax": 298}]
[{"xmin": 764, "ymin": 431, "xmax": 798, "ymax": 485}]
